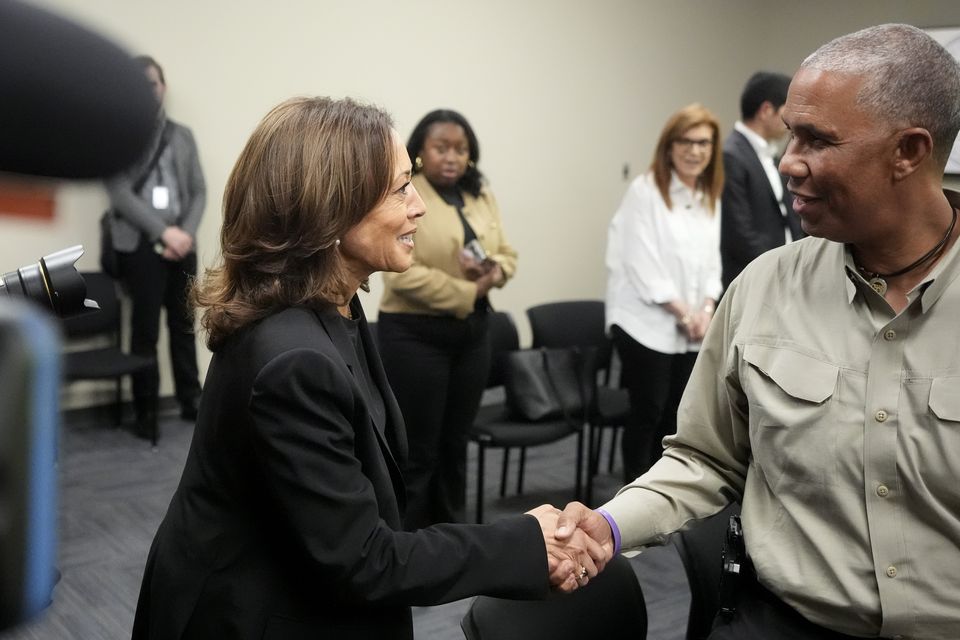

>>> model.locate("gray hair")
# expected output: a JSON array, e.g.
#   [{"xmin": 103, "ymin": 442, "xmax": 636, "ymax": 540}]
[{"xmin": 802, "ymin": 23, "xmax": 960, "ymax": 169}]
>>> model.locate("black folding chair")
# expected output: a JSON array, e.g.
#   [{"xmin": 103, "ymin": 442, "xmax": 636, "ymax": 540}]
[{"xmin": 61, "ymin": 272, "xmax": 156, "ymax": 444}]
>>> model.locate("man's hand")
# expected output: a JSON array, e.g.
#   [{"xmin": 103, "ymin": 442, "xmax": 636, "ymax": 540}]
[
  {"xmin": 160, "ymin": 225, "xmax": 193, "ymax": 260},
  {"xmin": 554, "ymin": 501, "xmax": 615, "ymax": 560},
  {"xmin": 526, "ymin": 504, "xmax": 611, "ymax": 593}
]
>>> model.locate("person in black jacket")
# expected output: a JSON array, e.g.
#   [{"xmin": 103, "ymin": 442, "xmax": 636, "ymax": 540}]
[
  {"xmin": 131, "ymin": 96, "xmax": 609, "ymax": 640},
  {"xmin": 720, "ymin": 71, "xmax": 804, "ymax": 290}
]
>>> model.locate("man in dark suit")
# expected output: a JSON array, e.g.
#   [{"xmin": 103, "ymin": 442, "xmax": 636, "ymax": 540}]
[{"xmin": 720, "ymin": 71, "xmax": 803, "ymax": 290}]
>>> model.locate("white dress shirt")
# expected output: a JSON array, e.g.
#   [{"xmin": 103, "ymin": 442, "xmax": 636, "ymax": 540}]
[
  {"xmin": 734, "ymin": 120, "xmax": 791, "ymax": 243},
  {"xmin": 605, "ymin": 171, "xmax": 722, "ymax": 354}
]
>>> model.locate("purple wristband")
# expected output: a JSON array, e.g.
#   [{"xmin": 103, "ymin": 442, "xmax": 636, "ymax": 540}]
[{"xmin": 596, "ymin": 508, "xmax": 622, "ymax": 556}]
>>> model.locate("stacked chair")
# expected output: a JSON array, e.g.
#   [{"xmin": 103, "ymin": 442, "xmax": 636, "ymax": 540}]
[
  {"xmin": 467, "ymin": 311, "xmax": 587, "ymax": 523},
  {"xmin": 526, "ymin": 300, "xmax": 630, "ymax": 504}
]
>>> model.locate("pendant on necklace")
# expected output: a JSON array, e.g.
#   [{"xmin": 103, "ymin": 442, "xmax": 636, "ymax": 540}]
[{"xmin": 868, "ymin": 277, "xmax": 887, "ymax": 295}]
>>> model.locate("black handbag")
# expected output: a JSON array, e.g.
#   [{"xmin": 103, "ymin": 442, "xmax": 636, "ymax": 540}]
[{"xmin": 504, "ymin": 347, "xmax": 584, "ymax": 423}]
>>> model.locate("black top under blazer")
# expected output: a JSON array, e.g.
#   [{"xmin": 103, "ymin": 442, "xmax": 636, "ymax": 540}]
[
  {"xmin": 720, "ymin": 129, "xmax": 804, "ymax": 290},
  {"xmin": 131, "ymin": 300, "xmax": 548, "ymax": 640}
]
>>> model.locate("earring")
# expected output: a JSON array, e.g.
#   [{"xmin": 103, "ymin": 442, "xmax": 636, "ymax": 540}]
[
  {"xmin": 414, "ymin": 156, "xmax": 423, "ymax": 171},
  {"xmin": 468, "ymin": 160, "xmax": 476, "ymax": 169},
  {"xmin": 334, "ymin": 238, "xmax": 341, "ymax": 248}
]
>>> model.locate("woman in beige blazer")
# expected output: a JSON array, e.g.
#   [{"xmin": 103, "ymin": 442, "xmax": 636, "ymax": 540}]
[{"xmin": 378, "ymin": 109, "xmax": 517, "ymax": 529}]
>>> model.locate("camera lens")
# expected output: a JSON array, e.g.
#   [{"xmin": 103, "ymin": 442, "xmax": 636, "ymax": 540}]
[
  {"xmin": 0, "ymin": 263, "xmax": 49, "ymax": 304},
  {"xmin": 0, "ymin": 246, "xmax": 94, "ymax": 318}
]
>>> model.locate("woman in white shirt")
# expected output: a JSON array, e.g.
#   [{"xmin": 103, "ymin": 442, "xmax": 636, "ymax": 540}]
[{"xmin": 605, "ymin": 103, "xmax": 723, "ymax": 483}]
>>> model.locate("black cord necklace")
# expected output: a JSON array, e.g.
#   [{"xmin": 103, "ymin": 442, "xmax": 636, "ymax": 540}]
[{"xmin": 856, "ymin": 207, "xmax": 958, "ymax": 295}]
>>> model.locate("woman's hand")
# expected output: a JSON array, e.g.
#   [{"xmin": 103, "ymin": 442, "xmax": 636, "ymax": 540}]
[
  {"xmin": 680, "ymin": 310, "xmax": 710, "ymax": 341},
  {"xmin": 473, "ymin": 262, "xmax": 504, "ymax": 299},
  {"xmin": 669, "ymin": 299, "xmax": 714, "ymax": 342},
  {"xmin": 458, "ymin": 250, "xmax": 493, "ymax": 280},
  {"xmin": 457, "ymin": 249, "xmax": 503, "ymax": 298},
  {"xmin": 684, "ymin": 300, "xmax": 714, "ymax": 341}
]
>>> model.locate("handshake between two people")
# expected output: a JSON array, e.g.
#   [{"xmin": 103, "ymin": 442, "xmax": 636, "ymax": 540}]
[{"xmin": 525, "ymin": 501, "xmax": 615, "ymax": 594}]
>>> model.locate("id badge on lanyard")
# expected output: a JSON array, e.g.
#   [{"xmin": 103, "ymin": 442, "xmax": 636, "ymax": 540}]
[{"xmin": 152, "ymin": 186, "xmax": 169, "ymax": 210}]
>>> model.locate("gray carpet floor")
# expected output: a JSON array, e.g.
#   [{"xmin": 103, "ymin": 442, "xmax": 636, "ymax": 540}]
[{"xmin": 0, "ymin": 408, "xmax": 689, "ymax": 640}]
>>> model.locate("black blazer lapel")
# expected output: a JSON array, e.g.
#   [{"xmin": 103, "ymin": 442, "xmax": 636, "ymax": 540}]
[
  {"xmin": 351, "ymin": 298, "xmax": 408, "ymax": 512},
  {"xmin": 314, "ymin": 305, "xmax": 363, "ymax": 386},
  {"xmin": 778, "ymin": 172, "xmax": 804, "ymax": 240},
  {"xmin": 357, "ymin": 315, "xmax": 407, "ymax": 463},
  {"xmin": 732, "ymin": 131, "xmax": 781, "ymax": 211},
  {"xmin": 315, "ymin": 301, "xmax": 407, "ymax": 507}
]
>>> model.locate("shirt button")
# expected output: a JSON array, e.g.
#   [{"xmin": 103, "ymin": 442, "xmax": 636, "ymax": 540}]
[
  {"xmin": 883, "ymin": 329, "xmax": 896, "ymax": 341},
  {"xmin": 886, "ymin": 565, "xmax": 898, "ymax": 578},
  {"xmin": 876, "ymin": 485, "xmax": 889, "ymax": 497},
  {"xmin": 875, "ymin": 410, "xmax": 888, "ymax": 423}
]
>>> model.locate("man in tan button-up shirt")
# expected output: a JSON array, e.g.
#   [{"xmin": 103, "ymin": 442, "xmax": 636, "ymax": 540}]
[{"xmin": 558, "ymin": 24, "xmax": 960, "ymax": 640}]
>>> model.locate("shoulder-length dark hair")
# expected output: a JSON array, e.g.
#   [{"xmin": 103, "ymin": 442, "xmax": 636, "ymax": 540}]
[
  {"xmin": 193, "ymin": 96, "xmax": 395, "ymax": 350},
  {"xmin": 406, "ymin": 109, "xmax": 484, "ymax": 197},
  {"xmin": 650, "ymin": 103, "xmax": 724, "ymax": 213}
]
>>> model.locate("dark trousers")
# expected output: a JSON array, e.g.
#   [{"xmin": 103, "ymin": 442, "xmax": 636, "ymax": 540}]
[
  {"xmin": 709, "ymin": 571, "xmax": 871, "ymax": 640},
  {"xmin": 117, "ymin": 237, "xmax": 200, "ymax": 415},
  {"xmin": 611, "ymin": 325, "xmax": 697, "ymax": 483},
  {"xmin": 377, "ymin": 311, "xmax": 491, "ymax": 530}
]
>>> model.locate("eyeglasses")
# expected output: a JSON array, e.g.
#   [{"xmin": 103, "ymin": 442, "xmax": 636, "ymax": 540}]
[{"xmin": 673, "ymin": 137, "xmax": 713, "ymax": 151}]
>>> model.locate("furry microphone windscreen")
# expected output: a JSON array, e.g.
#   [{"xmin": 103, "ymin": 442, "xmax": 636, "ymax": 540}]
[{"xmin": 0, "ymin": 0, "xmax": 156, "ymax": 180}]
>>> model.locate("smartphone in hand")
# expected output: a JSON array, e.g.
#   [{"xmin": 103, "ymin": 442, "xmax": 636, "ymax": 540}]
[{"xmin": 463, "ymin": 239, "xmax": 488, "ymax": 262}]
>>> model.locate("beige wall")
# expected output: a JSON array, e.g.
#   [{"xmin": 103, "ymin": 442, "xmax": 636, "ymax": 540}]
[{"xmin": 8, "ymin": 0, "xmax": 960, "ymax": 406}]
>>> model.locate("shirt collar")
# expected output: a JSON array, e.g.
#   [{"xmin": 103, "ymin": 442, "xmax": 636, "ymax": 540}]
[
  {"xmin": 735, "ymin": 121, "xmax": 774, "ymax": 159},
  {"xmin": 919, "ymin": 189, "xmax": 960, "ymax": 312},
  {"xmin": 668, "ymin": 170, "xmax": 701, "ymax": 198},
  {"xmin": 842, "ymin": 248, "xmax": 861, "ymax": 304}
]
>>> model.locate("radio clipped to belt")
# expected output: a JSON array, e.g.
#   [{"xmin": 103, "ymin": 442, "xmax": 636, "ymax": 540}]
[{"xmin": 718, "ymin": 514, "xmax": 745, "ymax": 618}]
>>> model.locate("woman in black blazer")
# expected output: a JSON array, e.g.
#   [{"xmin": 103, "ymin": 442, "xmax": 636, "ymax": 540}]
[{"xmin": 131, "ymin": 96, "xmax": 608, "ymax": 640}]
